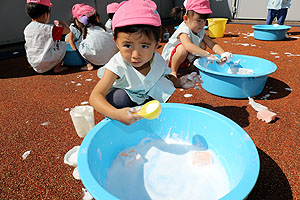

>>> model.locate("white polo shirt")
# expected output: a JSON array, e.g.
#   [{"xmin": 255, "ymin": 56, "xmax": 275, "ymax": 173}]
[
  {"xmin": 161, "ymin": 21, "xmax": 206, "ymax": 64},
  {"xmin": 78, "ymin": 26, "xmax": 118, "ymax": 65},
  {"xmin": 267, "ymin": 0, "xmax": 291, "ymax": 9},
  {"xmin": 105, "ymin": 19, "xmax": 113, "ymax": 34},
  {"xmin": 97, "ymin": 52, "xmax": 176, "ymax": 104},
  {"xmin": 24, "ymin": 22, "xmax": 66, "ymax": 73}
]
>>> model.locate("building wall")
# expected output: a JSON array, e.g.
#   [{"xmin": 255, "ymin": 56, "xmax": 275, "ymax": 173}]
[
  {"xmin": 234, "ymin": 0, "xmax": 300, "ymax": 21},
  {"xmin": 0, "ymin": 0, "xmax": 298, "ymax": 45}
]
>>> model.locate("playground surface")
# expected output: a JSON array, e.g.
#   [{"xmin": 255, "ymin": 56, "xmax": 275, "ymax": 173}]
[{"xmin": 0, "ymin": 23, "xmax": 299, "ymax": 199}]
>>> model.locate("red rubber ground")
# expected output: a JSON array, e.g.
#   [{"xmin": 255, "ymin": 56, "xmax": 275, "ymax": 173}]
[{"xmin": 0, "ymin": 23, "xmax": 299, "ymax": 199}]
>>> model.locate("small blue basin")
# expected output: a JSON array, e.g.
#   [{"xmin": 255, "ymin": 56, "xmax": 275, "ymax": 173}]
[
  {"xmin": 252, "ymin": 24, "xmax": 291, "ymax": 41},
  {"xmin": 194, "ymin": 54, "xmax": 277, "ymax": 98}
]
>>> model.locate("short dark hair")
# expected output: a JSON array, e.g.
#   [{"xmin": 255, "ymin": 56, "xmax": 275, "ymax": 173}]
[
  {"xmin": 170, "ymin": 6, "xmax": 210, "ymax": 20},
  {"xmin": 25, "ymin": 3, "xmax": 50, "ymax": 19},
  {"xmin": 108, "ymin": 13, "xmax": 114, "ymax": 20},
  {"xmin": 186, "ymin": 10, "xmax": 210, "ymax": 20},
  {"xmin": 113, "ymin": 25, "xmax": 161, "ymax": 43}
]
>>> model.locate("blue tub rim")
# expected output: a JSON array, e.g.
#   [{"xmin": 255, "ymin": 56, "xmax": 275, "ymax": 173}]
[
  {"xmin": 252, "ymin": 24, "xmax": 291, "ymax": 31},
  {"xmin": 78, "ymin": 103, "xmax": 260, "ymax": 200},
  {"xmin": 194, "ymin": 54, "xmax": 277, "ymax": 78}
]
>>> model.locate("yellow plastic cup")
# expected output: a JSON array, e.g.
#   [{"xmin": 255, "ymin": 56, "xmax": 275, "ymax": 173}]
[
  {"xmin": 136, "ymin": 100, "xmax": 161, "ymax": 120},
  {"xmin": 207, "ymin": 18, "xmax": 228, "ymax": 38}
]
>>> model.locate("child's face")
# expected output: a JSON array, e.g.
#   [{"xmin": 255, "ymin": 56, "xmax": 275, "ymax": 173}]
[
  {"xmin": 114, "ymin": 32, "xmax": 159, "ymax": 68},
  {"xmin": 184, "ymin": 13, "xmax": 206, "ymax": 33},
  {"xmin": 75, "ymin": 19, "xmax": 84, "ymax": 28}
]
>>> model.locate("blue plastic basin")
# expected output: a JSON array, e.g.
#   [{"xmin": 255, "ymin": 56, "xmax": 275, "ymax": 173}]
[
  {"xmin": 78, "ymin": 103, "xmax": 260, "ymax": 200},
  {"xmin": 194, "ymin": 54, "xmax": 277, "ymax": 98},
  {"xmin": 63, "ymin": 43, "xmax": 86, "ymax": 66},
  {"xmin": 252, "ymin": 24, "xmax": 291, "ymax": 41}
]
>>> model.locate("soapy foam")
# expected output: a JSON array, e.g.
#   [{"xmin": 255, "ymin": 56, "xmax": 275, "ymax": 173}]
[
  {"xmin": 105, "ymin": 137, "xmax": 230, "ymax": 200},
  {"xmin": 145, "ymin": 103, "xmax": 158, "ymax": 114}
]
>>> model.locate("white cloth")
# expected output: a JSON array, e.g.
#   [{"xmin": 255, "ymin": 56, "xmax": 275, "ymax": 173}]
[
  {"xmin": 161, "ymin": 21, "xmax": 206, "ymax": 64},
  {"xmin": 24, "ymin": 22, "xmax": 66, "ymax": 73},
  {"xmin": 78, "ymin": 26, "xmax": 118, "ymax": 65},
  {"xmin": 68, "ymin": 23, "xmax": 82, "ymax": 42},
  {"xmin": 267, "ymin": 0, "xmax": 291, "ymax": 9},
  {"xmin": 105, "ymin": 19, "xmax": 113, "ymax": 34},
  {"xmin": 97, "ymin": 52, "xmax": 176, "ymax": 104}
]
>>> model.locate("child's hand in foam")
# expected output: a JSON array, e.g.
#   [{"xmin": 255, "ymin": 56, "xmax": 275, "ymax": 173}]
[
  {"xmin": 116, "ymin": 107, "xmax": 143, "ymax": 125},
  {"xmin": 218, "ymin": 52, "xmax": 233, "ymax": 65}
]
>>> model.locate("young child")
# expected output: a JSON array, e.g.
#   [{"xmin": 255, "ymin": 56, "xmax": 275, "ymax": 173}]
[
  {"xmin": 161, "ymin": 0, "xmax": 232, "ymax": 78},
  {"xmin": 105, "ymin": 2, "xmax": 119, "ymax": 33},
  {"xmin": 24, "ymin": 0, "xmax": 70, "ymax": 73},
  {"xmin": 65, "ymin": 3, "xmax": 93, "ymax": 71},
  {"xmin": 89, "ymin": 0, "xmax": 196, "ymax": 125},
  {"xmin": 266, "ymin": 0, "xmax": 292, "ymax": 25},
  {"xmin": 76, "ymin": 4, "xmax": 119, "ymax": 69}
]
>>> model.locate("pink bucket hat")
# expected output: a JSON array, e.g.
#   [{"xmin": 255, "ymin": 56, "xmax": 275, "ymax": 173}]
[
  {"xmin": 72, "ymin": 3, "xmax": 85, "ymax": 19},
  {"xmin": 185, "ymin": 0, "xmax": 212, "ymax": 14},
  {"xmin": 77, "ymin": 4, "xmax": 96, "ymax": 19},
  {"xmin": 107, "ymin": 2, "xmax": 119, "ymax": 14},
  {"xmin": 26, "ymin": 0, "xmax": 52, "ymax": 7},
  {"xmin": 112, "ymin": 0, "xmax": 161, "ymax": 31}
]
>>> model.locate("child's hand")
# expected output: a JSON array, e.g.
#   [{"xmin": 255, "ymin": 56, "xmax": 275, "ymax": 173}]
[
  {"xmin": 218, "ymin": 52, "xmax": 233, "ymax": 65},
  {"xmin": 116, "ymin": 107, "xmax": 143, "ymax": 125},
  {"xmin": 180, "ymin": 72, "xmax": 202, "ymax": 89},
  {"xmin": 207, "ymin": 55, "xmax": 220, "ymax": 63},
  {"xmin": 54, "ymin": 20, "xmax": 70, "ymax": 34}
]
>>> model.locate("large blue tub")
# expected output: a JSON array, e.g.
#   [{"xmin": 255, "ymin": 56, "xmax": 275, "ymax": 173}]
[
  {"xmin": 78, "ymin": 103, "xmax": 260, "ymax": 200},
  {"xmin": 194, "ymin": 54, "xmax": 277, "ymax": 98},
  {"xmin": 252, "ymin": 24, "xmax": 291, "ymax": 41}
]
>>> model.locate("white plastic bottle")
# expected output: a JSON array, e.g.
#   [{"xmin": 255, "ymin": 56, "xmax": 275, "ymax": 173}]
[{"xmin": 162, "ymin": 28, "xmax": 170, "ymax": 42}]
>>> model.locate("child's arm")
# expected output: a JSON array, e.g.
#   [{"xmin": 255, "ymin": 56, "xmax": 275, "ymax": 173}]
[
  {"xmin": 202, "ymin": 35, "xmax": 232, "ymax": 64},
  {"xmin": 202, "ymin": 34, "xmax": 225, "ymax": 55},
  {"xmin": 89, "ymin": 69, "xmax": 141, "ymax": 125},
  {"xmin": 179, "ymin": 33, "xmax": 211, "ymax": 57},
  {"xmin": 65, "ymin": 32, "xmax": 77, "ymax": 50},
  {"xmin": 54, "ymin": 20, "xmax": 70, "ymax": 34}
]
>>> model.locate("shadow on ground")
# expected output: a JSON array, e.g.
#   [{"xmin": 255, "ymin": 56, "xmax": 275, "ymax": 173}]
[
  {"xmin": 190, "ymin": 103, "xmax": 249, "ymax": 128},
  {"xmin": 223, "ymin": 33, "xmax": 240, "ymax": 38},
  {"xmin": 0, "ymin": 56, "xmax": 85, "ymax": 79},
  {"xmin": 247, "ymin": 148, "xmax": 293, "ymax": 200},
  {"xmin": 287, "ymin": 31, "xmax": 300, "ymax": 36},
  {"xmin": 255, "ymin": 77, "xmax": 291, "ymax": 100}
]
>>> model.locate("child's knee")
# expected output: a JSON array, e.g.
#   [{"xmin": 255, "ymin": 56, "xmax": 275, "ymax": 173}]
[{"xmin": 174, "ymin": 44, "xmax": 188, "ymax": 57}]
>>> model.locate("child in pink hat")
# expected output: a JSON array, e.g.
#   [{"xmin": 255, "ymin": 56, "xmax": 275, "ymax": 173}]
[
  {"xmin": 90, "ymin": 0, "xmax": 198, "ymax": 126},
  {"xmin": 65, "ymin": 3, "xmax": 94, "ymax": 71},
  {"xmin": 162, "ymin": 0, "xmax": 232, "ymax": 77},
  {"xmin": 66, "ymin": 4, "xmax": 118, "ymax": 70},
  {"xmin": 105, "ymin": 2, "xmax": 119, "ymax": 33},
  {"xmin": 24, "ymin": 0, "xmax": 70, "ymax": 73}
]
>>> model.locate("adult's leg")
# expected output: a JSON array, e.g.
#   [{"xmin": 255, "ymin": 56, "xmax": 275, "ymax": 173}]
[
  {"xmin": 106, "ymin": 88, "xmax": 138, "ymax": 109},
  {"xmin": 266, "ymin": 9, "xmax": 276, "ymax": 25},
  {"xmin": 277, "ymin": 8, "xmax": 288, "ymax": 25}
]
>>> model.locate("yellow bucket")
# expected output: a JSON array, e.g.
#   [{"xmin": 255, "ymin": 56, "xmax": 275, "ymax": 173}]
[{"xmin": 207, "ymin": 18, "xmax": 228, "ymax": 38}]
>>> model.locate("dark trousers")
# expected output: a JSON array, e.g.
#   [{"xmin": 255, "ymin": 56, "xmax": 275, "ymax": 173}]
[
  {"xmin": 266, "ymin": 8, "xmax": 288, "ymax": 25},
  {"xmin": 106, "ymin": 88, "xmax": 154, "ymax": 109}
]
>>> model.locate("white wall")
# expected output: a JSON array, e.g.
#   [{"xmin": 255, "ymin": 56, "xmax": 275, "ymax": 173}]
[{"xmin": 234, "ymin": 0, "xmax": 300, "ymax": 21}]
